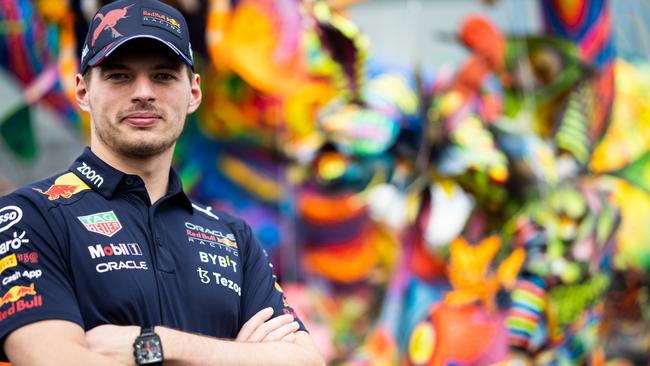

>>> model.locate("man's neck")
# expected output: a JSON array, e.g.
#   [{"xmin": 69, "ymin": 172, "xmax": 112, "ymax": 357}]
[{"xmin": 90, "ymin": 142, "xmax": 174, "ymax": 204}]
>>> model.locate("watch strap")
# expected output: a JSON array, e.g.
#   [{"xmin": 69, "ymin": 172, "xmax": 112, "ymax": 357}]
[{"xmin": 140, "ymin": 326, "xmax": 156, "ymax": 336}]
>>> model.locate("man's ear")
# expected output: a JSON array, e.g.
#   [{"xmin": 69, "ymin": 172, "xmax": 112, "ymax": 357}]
[
  {"xmin": 75, "ymin": 73, "xmax": 90, "ymax": 112},
  {"xmin": 187, "ymin": 73, "xmax": 202, "ymax": 114}
]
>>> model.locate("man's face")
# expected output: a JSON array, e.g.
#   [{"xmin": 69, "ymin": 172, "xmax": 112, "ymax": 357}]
[{"xmin": 76, "ymin": 39, "xmax": 201, "ymax": 158}]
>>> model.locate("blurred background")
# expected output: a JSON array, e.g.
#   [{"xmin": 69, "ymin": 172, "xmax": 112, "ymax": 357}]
[{"xmin": 1, "ymin": 0, "xmax": 650, "ymax": 364}]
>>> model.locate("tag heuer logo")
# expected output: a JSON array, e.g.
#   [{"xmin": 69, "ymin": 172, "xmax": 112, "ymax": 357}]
[{"xmin": 77, "ymin": 211, "xmax": 123, "ymax": 237}]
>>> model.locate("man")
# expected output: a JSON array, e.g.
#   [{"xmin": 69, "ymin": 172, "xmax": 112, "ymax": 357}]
[{"xmin": 0, "ymin": 0, "xmax": 324, "ymax": 364}]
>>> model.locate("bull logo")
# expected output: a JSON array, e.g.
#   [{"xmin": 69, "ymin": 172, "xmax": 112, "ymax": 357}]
[
  {"xmin": 91, "ymin": 4, "xmax": 134, "ymax": 47},
  {"xmin": 0, "ymin": 283, "xmax": 36, "ymax": 307},
  {"xmin": 33, "ymin": 172, "xmax": 90, "ymax": 201},
  {"xmin": 34, "ymin": 185, "xmax": 77, "ymax": 200}
]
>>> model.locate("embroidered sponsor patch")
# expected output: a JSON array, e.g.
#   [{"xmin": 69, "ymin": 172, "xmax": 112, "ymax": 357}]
[
  {"xmin": 0, "ymin": 254, "xmax": 17, "ymax": 275},
  {"xmin": 88, "ymin": 243, "xmax": 143, "ymax": 259},
  {"xmin": 33, "ymin": 172, "xmax": 90, "ymax": 200},
  {"xmin": 78, "ymin": 211, "xmax": 123, "ymax": 237},
  {"xmin": 76, "ymin": 162, "xmax": 104, "ymax": 188},
  {"xmin": 185, "ymin": 222, "xmax": 238, "ymax": 255},
  {"xmin": 0, "ymin": 231, "xmax": 29, "ymax": 256},
  {"xmin": 0, "ymin": 283, "xmax": 36, "ymax": 307},
  {"xmin": 196, "ymin": 266, "xmax": 241, "ymax": 296},
  {"xmin": 142, "ymin": 7, "xmax": 182, "ymax": 38},
  {"xmin": 15, "ymin": 252, "xmax": 38, "ymax": 264},
  {"xmin": 0, "ymin": 206, "xmax": 22, "ymax": 233},
  {"xmin": 2, "ymin": 269, "xmax": 42, "ymax": 287},
  {"xmin": 0, "ymin": 295, "xmax": 43, "ymax": 320},
  {"xmin": 198, "ymin": 251, "xmax": 237, "ymax": 272},
  {"xmin": 95, "ymin": 260, "xmax": 148, "ymax": 273}
]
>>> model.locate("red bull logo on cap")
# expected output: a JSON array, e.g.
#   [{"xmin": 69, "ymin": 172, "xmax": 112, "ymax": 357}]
[
  {"xmin": 33, "ymin": 172, "xmax": 90, "ymax": 200},
  {"xmin": 91, "ymin": 4, "xmax": 134, "ymax": 47}
]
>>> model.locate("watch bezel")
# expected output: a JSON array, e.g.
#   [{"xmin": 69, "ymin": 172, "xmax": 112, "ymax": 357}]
[{"xmin": 134, "ymin": 327, "xmax": 164, "ymax": 365}]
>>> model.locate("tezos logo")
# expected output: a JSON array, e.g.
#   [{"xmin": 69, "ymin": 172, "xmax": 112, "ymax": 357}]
[
  {"xmin": 0, "ymin": 206, "xmax": 22, "ymax": 233},
  {"xmin": 77, "ymin": 162, "xmax": 104, "ymax": 187}
]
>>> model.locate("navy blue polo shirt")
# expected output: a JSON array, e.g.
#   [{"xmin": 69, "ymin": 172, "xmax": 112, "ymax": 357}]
[{"xmin": 0, "ymin": 148, "xmax": 304, "ymax": 356}]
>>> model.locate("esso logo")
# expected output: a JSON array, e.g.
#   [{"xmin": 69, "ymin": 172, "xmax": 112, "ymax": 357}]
[{"xmin": 0, "ymin": 206, "xmax": 22, "ymax": 233}]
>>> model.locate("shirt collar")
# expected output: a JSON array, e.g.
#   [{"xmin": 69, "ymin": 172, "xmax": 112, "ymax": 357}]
[
  {"xmin": 167, "ymin": 166, "xmax": 193, "ymax": 211},
  {"xmin": 69, "ymin": 147, "xmax": 193, "ymax": 212}
]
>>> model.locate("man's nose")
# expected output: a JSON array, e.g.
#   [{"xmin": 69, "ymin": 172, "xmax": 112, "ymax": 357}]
[{"xmin": 131, "ymin": 75, "xmax": 156, "ymax": 103}]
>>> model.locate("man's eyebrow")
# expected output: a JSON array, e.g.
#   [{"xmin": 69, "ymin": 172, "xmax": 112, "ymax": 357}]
[
  {"xmin": 99, "ymin": 64, "xmax": 129, "ymax": 71},
  {"xmin": 152, "ymin": 63, "xmax": 183, "ymax": 71}
]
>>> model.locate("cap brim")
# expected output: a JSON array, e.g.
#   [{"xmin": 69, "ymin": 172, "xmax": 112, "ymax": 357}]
[{"xmin": 86, "ymin": 34, "xmax": 193, "ymax": 71}]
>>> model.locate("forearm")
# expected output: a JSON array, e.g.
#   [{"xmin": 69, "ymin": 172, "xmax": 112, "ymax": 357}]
[
  {"xmin": 8, "ymin": 340, "xmax": 126, "ymax": 366},
  {"xmin": 5, "ymin": 320, "xmax": 126, "ymax": 366},
  {"xmin": 158, "ymin": 327, "xmax": 324, "ymax": 366}
]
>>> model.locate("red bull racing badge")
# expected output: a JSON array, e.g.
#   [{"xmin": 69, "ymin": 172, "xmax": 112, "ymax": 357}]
[
  {"xmin": 142, "ymin": 7, "xmax": 182, "ymax": 38},
  {"xmin": 33, "ymin": 172, "xmax": 90, "ymax": 201}
]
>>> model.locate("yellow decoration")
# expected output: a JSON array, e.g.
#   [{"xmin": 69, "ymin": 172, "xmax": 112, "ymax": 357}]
[
  {"xmin": 283, "ymin": 81, "xmax": 337, "ymax": 142},
  {"xmin": 218, "ymin": 155, "xmax": 283, "ymax": 203},
  {"xmin": 208, "ymin": 2, "xmax": 309, "ymax": 96},
  {"xmin": 446, "ymin": 236, "xmax": 525, "ymax": 311},
  {"xmin": 36, "ymin": 0, "xmax": 68, "ymax": 23},
  {"xmin": 408, "ymin": 322, "xmax": 436, "ymax": 365},
  {"xmin": 591, "ymin": 60, "xmax": 650, "ymax": 172},
  {"xmin": 610, "ymin": 177, "xmax": 650, "ymax": 270}
]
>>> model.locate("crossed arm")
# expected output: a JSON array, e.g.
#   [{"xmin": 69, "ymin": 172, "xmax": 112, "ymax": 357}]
[{"xmin": 4, "ymin": 308, "xmax": 325, "ymax": 366}]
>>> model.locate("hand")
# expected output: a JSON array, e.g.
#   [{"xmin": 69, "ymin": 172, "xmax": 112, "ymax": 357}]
[
  {"xmin": 86, "ymin": 324, "xmax": 140, "ymax": 365},
  {"xmin": 236, "ymin": 307, "xmax": 300, "ymax": 343}
]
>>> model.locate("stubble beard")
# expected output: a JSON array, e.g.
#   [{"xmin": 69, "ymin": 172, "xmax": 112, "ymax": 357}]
[
  {"xmin": 94, "ymin": 118, "xmax": 183, "ymax": 159},
  {"xmin": 93, "ymin": 101, "xmax": 184, "ymax": 159}
]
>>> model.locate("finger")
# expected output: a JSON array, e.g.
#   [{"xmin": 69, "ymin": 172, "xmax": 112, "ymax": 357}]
[
  {"xmin": 280, "ymin": 332, "xmax": 297, "ymax": 343},
  {"xmin": 247, "ymin": 314, "xmax": 294, "ymax": 342},
  {"xmin": 262, "ymin": 321, "xmax": 300, "ymax": 342},
  {"xmin": 236, "ymin": 307, "xmax": 274, "ymax": 341},
  {"xmin": 248, "ymin": 314, "xmax": 294, "ymax": 342}
]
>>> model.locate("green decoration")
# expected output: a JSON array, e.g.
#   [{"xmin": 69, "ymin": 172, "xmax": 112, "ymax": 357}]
[
  {"xmin": 612, "ymin": 150, "xmax": 650, "ymax": 195},
  {"xmin": 0, "ymin": 104, "xmax": 37, "ymax": 160}
]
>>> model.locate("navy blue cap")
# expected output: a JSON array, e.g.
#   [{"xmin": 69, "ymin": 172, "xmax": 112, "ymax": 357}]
[{"xmin": 80, "ymin": 0, "xmax": 194, "ymax": 74}]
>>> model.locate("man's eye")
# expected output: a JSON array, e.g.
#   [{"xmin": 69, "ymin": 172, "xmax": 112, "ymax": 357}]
[
  {"xmin": 107, "ymin": 73, "xmax": 129, "ymax": 80},
  {"xmin": 155, "ymin": 73, "xmax": 175, "ymax": 80}
]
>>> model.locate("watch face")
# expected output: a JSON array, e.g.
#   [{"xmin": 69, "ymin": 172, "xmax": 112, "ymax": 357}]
[{"xmin": 135, "ymin": 335, "xmax": 163, "ymax": 364}]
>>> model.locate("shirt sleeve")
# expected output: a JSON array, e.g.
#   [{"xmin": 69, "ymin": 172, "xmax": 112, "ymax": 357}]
[
  {"xmin": 237, "ymin": 221, "xmax": 307, "ymax": 332},
  {"xmin": 0, "ymin": 194, "xmax": 84, "ymax": 359}
]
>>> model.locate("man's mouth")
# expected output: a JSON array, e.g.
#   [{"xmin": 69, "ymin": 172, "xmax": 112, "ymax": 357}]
[{"xmin": 122, "ymin": 112, "xmax": 162, "ymax": 127}]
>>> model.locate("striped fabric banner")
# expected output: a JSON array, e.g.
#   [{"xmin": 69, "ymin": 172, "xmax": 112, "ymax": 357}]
[{"xmin": 507, "ymin": 275, "xmax": 546, "ymax": 351}]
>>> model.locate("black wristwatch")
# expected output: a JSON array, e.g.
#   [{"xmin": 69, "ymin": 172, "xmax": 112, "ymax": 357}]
[{"xmin": 133, "ymin": 326, "xmax": 164, "ymax": 365}]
